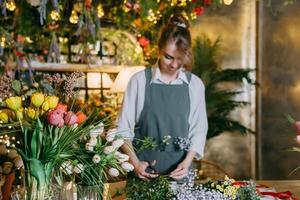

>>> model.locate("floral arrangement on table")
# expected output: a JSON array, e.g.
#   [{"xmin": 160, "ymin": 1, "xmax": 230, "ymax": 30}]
[
  {"xmin": 286, "ymin": 115, "xmax": 300, "ymax": 174},
  {"xmin": 0, "ymin": 71, "xmax": 133, "ymax": 199},
  {"xmin": 126, "ymin": 174, "xmax": 261, "ymax": 200}
]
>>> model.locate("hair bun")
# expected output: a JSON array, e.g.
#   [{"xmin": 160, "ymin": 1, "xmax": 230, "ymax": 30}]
[{"xmin": 169, "ymin": 14, "xmax": 190, "ymax": 29}]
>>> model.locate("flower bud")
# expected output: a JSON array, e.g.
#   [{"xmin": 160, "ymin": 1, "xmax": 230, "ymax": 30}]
[
  {"xmin": 0, "ymin": 111, "xmax": 9, "ymax": 123},
  {"xmin": 31, "ymin": 92, "xmax": 45, "ymax": 107},
  {"xmin": 88, "ymin": 137, "xmax": 97, "ymax": 147},
  {"xmin": 46, "ymin": 96, "xmax": 59, "ymax": 109},
  {"xmin": 121, "ymin": 162, "xmax": 134, "ymax": 172},
  {"xmin": 104, "ymin": 146, "xmax": 115, "ymax": 154},
  {"xmin": 5, "ymin": 96, "xmax": 22, "ymax": 111},
  {"xmin": 115, "ymin": 152, "xmax": 129, "ymax": 163},
  {"xmin": 42, "ymin": 101, "xmax": 50, "ymax": 111},
  {"xmin": 60, "ymin": 161, "xmax": 73, "ymax": 175},
  {"xmin": 15, "ymin": 110, "xmax": 23, "ymax": 120},
  {"xmin": 74, "ymin": 163, "xmax": 84, "ymax": 174},
  {"xmin": 55, "ymin": 103, "xmax": 68, "ymax": 112},
  {"xmin": 85, "ymin": 143, "xmax": 94, "ymax": 151},
  {"xmin": 64, "ymin": 111, "xmax": 78, "ymax": 126},
  {"xmin": 112, "ymin": 139, "xmax": 124, "ymax": 149},
  {"xmin": 108, "ymin": 168, "xmax": 119, "ymax": 177},
  {"xmin": 26, "ymin": 108, "xmax": 36, "ymax": 119},
  {"xmin": 106, "ymin": 129, "xmax": 117, "ymax": 142}
]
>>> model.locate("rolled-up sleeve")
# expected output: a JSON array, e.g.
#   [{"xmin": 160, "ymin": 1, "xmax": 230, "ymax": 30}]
[
  {"xmin": 188, "ymin": 76, "xmax": 208, "ymax": 160},
  {"xmin": 116, "ymin": 76, "xmax": 138, "ymax": 140}
]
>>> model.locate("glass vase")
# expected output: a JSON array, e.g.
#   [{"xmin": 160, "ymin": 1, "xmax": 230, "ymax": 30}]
[{"xmin": 77, "ymin": 184, "xmax": 105, "ymax": 200}]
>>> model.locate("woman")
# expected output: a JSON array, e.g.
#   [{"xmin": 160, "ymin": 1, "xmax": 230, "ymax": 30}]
[{"xmin": 117, "ymin": 14, "xmax": 208, "ymax": 181}]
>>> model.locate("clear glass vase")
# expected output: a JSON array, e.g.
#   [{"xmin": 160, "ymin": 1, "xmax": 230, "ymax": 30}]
[{"xmin": 77, "ymin": 185, "xmax": 104, "ymax": 200}]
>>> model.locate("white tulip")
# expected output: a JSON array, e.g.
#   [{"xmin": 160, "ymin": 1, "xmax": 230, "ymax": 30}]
[
  {"xmin": 108, "ymin": 168, "xmax": 119, "ymax": 177},
  {"xmin": 112, "ymin": 139, "xmax": 124, "ymax": 149},
  {"xmin": 85, "ymin": 143, "xmax": 94, "ymax": 151},
  {"xmin": 106, "ymin": 128, "xmax": 117, "ymax": 142},
  {"xmin": 92, "ymin": 154, "xmax": 101, "ymax": 164},
  {"xmin": 90, "ymin": 123, "xmax": 105, "ymax": 137},
  {"xmin": 88, "ymin": 137, "xmax": 98, "ymax": 147},
  {"xmin": 74, "ymin": 163, "xmax": 84, "ymax": 174},
  {"xmin": 121, "ymin": 162, "xmax": 134, "ymax": 172},
  {"xmin": 115, "ymin": 152, "xmax": 129, "ymax": 163},
  {"xmin": 60, "ymin": 161, "xmax": 73, "ymax": 175},
  {"xmin": 104, "ymin": 146, "xmax": 115, "ymax": 154}
]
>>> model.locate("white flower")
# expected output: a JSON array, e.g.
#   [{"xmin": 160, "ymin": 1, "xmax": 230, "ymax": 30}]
[
  {"xmin": 106, "ymin": 128, "xmax": 117, "ymax": 142},
  {"xmin": 104, "ymin": 146, "xmax": 115, "ymax": 154},
  {"xmin": 88, "ymin": 137, "xmax": 98, "ymax": 147},
  {"xmin": 112, "ymin": 139, "xmax": 124, "ymax": 149},
  {"xmin": 85, "ymin": 143, "xmax": 94, "ymax": 151},
  {"xmin": 60, "ymin": 161, "xmax": 73, "ymax": 175},
  {"xmin": 121, "ymin": 162, "xmax": 134, "ymax": 172},
  {"xmin": 92, "ymin": 154, "xmax": 101, "ymax": 164},
  {"xmin": 115, "ymin": 152, "xmax": 129, "ymax": 163},
  {"xmin": 13, "ymin": 156, "xmax": 23, "ymax": 169},
  {"xmin": 108, "ymin": 168, "xmax": 119, "ymax": 177},
  {"xmin": 90, "ymin": 123, "xmax": 105, "ymax": 137},
  {"xmin": 74, "ymin": 163, "xmax": 84, "ymax": 174}
]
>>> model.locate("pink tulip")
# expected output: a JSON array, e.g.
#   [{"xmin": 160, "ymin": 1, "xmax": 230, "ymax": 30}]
[
  {"xmin": 48, "ymin": 109, "xmax": 65, "ymax": 127},
  {"xmin": 297, "ymin": 135, "xmax": 300, "ymax": 144},
  {"xmin": 295, "ymin": 121, "xmax": 300, "ymax": 135},
  {"xmin": 64, "ymin": 111, "xmax": 78, "ymax": 126}
]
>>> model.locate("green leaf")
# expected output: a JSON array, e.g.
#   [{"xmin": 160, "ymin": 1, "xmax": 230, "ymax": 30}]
[
  {"xmin": 28, "ymin": 158, "xmax": 46, "ymax": 188},
  {"xmin": 40, "ymin": 82, "xmax": 55, "ymax": 94},
  {"xmin": 31, "ymin": 118, "xmax": 43, "ymax": 158},
  {"xmin": 12, "ymin": 80, "xmax": 21, "ymax": 94}
]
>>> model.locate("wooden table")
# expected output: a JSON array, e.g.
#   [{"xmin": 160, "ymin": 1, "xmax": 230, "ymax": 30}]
[{"xmin": 257, "ymin": 180, "xmax": 300, "ymax": 198}]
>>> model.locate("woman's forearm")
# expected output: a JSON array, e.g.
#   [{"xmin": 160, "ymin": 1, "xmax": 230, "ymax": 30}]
[{"xmin": 120, "ymin": 140, "xmax": 140, "ymax": 167}]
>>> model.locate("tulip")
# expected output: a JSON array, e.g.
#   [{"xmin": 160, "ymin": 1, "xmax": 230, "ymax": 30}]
[
  {"xmin": 48, "ymin": 109, "xmax": 64, "ymax": 127},
  {"xmin": 108, "ymin": 168, "xmax": 119, "ymax": 177},
  {"xmin": 64, "ymin": 111, "xmax": 78, "ymax": 126},
  {"xmin": 92, "ymin": 154, "xmax": 101, "ymax": 164},
  {"xmin": 88, "ymin": 137, "xmax": 97, "ymax": 147},
  {"xmin": 74, "ymin": 163, "xmax": 84, "ymax": 174},
  {"xmin": 112, "ymin": 139, "xmax": 124, "ymax": 149},
  {"xmin": 55, "ymin": 103, "xmax": 68, "ymax": 112},
  {"xmin": 26, "ymin": 108, "xmax": 36, "ymax": 119},
  {"xmin": 89, "ymin": 123, "xmax": 104, "ymax": 137},
  {"xmin": 297, "ymin": 135, "xmax": 300, "ymax": 144},
  {"xmin": 31, "ymin": 92, "xmax": 45, "ymax": 107},
  {"xmin": 5, "ymin": 96, "xmax": 22, "ymax": 111},
  {"xmin": 85, "ymin": 143, "xmax": 94, "ymax": 151},
  {"xmin": 60, "ymin": 161, "xmax": 73, "ymax": 175},
  {"xmin": 46, "ymin": 96, "xmax": 59, "ymax": 109},
  {"xmin": 121, "ymin": 162, "xmax": 134, "ymax": 172},
  {"xmin": 295, "ymin": 121, "xmax": 300, "ymax": 135},
  {"xmin": 0, "ymin": 111, "xmax": 9, "ymax": 123},
  {"xmin": 15, "ymin": 110, "xmax": 23, "ymax": 120},
  {"xmin": 106, "ymin": 129, "xmax": 117, "ymax": 142},
  {"xmin": 104, "ymin": 146, "xmax": 115, "ymax": 154},
  {"xmin": 42, "ymin": 101, "xmax": 50, "ymax": 111},
  {"xmin": 115, "ymin": 152, "xmax": 129, "ymax": 163},
  {"xmin": 76, "ymin": 111, "xmax": 87, "ymax": 124}
]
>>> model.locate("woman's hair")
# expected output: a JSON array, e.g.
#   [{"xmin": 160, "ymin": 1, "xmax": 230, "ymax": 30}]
[{"xmin": 158, "ymin": 14, "xmax": 194, "ymax": 71}]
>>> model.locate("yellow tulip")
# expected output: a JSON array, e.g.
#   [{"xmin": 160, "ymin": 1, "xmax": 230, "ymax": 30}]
[
  {"xmin": 0, "ymin": 111, "xmax": 9, "ymax": 123},
  {"xmin": 31, "ymin": 93, "xmax": 45, "ymax": 107},
  {"xmin": 42, "ymin": 101, "xmax": 50, "ymax": 111},
  {"xmin": 26, "ymin": 108, "xmax": 36, "ymax": 119},
  {"xmin": 45, "ymin": 96, "xmax": 59, "ymax": 109},
  {"xmin": 15, "ymin": 110, "xmax": 23, "ymax": 120},
  {"xmin": 5, "ymin": 96, "xmax": 22, "ymax": 111}
]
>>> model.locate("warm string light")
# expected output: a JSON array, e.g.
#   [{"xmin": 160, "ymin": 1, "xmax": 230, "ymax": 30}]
[
  {"xmin": 223, "ymin": 0, "xmax": 233, "ymax": 5},
  {"xmin": 50, "ymin": 10, "xmax": 60, "ymax": 21},
  {"xmin": 147, "ymin": 9, "xmax": 162, "ymax": 24},
  {"xmin": 69, "ymin": 10, "xmax": 79, "ymax": 24},
  {"xmin": 0, "ymin": 37, "xmax": 5, "ymax": 47},
  {"xmin": 6, "ymin": 0, "xmax": 16, "ymax": 11},
  {"xmin": 97, "ymin": 4, "xmax": 104, "ymax": 18}
]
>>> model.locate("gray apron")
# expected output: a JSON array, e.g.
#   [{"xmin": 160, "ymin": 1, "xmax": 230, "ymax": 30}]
[{"xmin": 134, "ymin": 67, "xmax": 191, "ymax": 174}]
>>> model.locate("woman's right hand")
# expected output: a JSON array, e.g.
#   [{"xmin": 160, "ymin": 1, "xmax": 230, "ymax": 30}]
[{"xmin": 134, "ymin": 160, "xmax": 158, "ymax": 181}]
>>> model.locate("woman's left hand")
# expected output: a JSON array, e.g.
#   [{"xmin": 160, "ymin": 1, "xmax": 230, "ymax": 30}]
[
  {"xmin": 169, "ymin": 159, "xmax": 191, "ymax": 180},
  {"xmin": 169, "ymin": 150, "xmax": 196, "ymax": 180}
]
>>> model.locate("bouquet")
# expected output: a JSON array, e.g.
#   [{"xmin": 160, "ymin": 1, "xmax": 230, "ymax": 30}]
[{"xmin": 0, "ymin": 72, "xmax": 134, "ymax": 199}]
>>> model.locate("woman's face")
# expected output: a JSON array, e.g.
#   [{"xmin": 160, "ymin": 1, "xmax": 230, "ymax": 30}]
[{"xmin": 159, "ymin": 42, "xmax": 184, "ymax": 75}]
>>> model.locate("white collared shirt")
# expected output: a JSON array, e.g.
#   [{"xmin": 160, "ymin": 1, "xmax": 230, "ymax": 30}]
[{"xmin": 116, "ymin": 66, "xmax": 208, "ymax": 159}]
